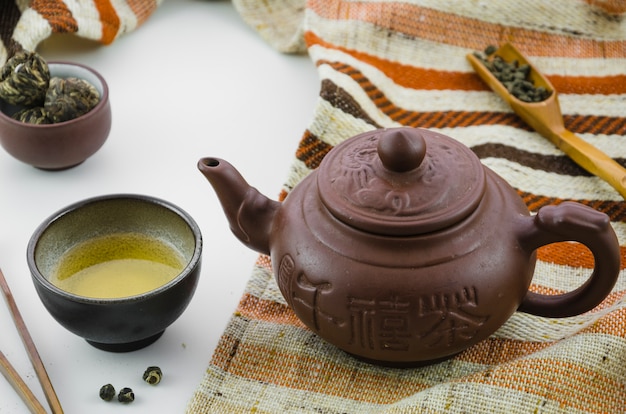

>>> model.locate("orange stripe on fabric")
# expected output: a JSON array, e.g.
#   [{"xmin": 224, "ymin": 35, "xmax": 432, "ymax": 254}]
[
  {"xmin": 308, "ymin": 32, "xmax": 484, "ymax": 91},
  {"xmin": 582, "ymin": 307, "xmax": 626, "ymax": 337},
  {"xmin": 296, "ymin": 129, "xmax": 333, "ymax": 170},
  {"xmin": 31, "ymin": 0, "xmax": 78, "ymax": 33},
  {"xmin": 594, "ymin": 291, "xmax": 625, "ymax": 312},
  {"xmin": 518, "ymin": 191, "xmax": 626, "ymax": 222},
  {"xmin": 94, "ymin": 0, "xmax": 120, "ymax": 44},
  {"xmin": 550, "ymin": 74, "xmax": 626, "ymax": 95},
  {"xmin": 462, "ymin": 358, "xmax": 626, "ymax": 412},
  {"xmin": 256, "ymin": 254, "xmax": 272, "ymax": 268},
  {"xmin": 585, "ymin": 0, "xmax": 626, "ymax": 14},
  {"xmin": 307, "ymin": 0, "xmax": 626, "ymax": 58},
  {"xmin": 308, "ymin": 32, "xmax": 626, "ymax": 94},
  {"xmin": 210, "ymin": 316, "xmax": 625, "ymax": 408},
  {"xmin": 209, "ymin": 333, "xmax": 240, "ymax": 371},
  {"xmin": 278, "ymin": 189, "xmax": 289, "ymax": 202},
  {"xmin": 236, "ymin": 292, "xmax": 306, "ymax": 328},
  {"xmin": 211, "ymin": 334, "xmax": 442, "ymax": 404},
  {"xmin": 127, "ymin": 0, "xmax": 158, "ymax": 26},
  {"xmin": 457, "ymin": 338, "xmax": 551, "ymax": 365},
  {"xmin": 537, "ymin": 242, "xmax": 626, "ymax": 270}
]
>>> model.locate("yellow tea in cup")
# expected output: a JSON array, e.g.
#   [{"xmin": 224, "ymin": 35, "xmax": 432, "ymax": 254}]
[{"xmin": 52, "ymin": 233, "xmax": 186, "ymax": 299}]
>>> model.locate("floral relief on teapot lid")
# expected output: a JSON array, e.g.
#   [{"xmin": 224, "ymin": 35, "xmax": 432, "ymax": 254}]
[{"xmin": 317, "ymin": 127, "xmax": 486, "ymax": 236}]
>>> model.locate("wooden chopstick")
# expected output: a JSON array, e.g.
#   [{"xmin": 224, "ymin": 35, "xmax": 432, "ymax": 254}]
[
  {"xmin": 0, "ymin": 268, "xmax": 64, "ymax": 414},
  {"xmin": 0, "ymin": 349, "xmax": 47, "ymax": 414}
]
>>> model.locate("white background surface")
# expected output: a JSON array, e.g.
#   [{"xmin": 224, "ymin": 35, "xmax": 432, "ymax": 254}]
[{"xmin": 0, "ymin": 1, "xmax": 319, "ymax": 412}]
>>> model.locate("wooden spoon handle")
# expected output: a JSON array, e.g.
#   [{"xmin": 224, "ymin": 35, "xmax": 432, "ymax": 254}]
[
  {"xmin": 468, "ymin": 46, "xmax": 626, "ymax": 199},
  {"xmin": 552, "ymin": 128, "xmax": 626, "ymax": 199}
]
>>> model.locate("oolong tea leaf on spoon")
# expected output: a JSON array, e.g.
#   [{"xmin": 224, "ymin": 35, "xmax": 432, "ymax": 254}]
[
  {"xmin": 472, "ymin": 45, "xmax": 552, "ymax": 103},
  {"xmin": 467, "ymin": 42, "xmax": 626, "ymax": 199}
]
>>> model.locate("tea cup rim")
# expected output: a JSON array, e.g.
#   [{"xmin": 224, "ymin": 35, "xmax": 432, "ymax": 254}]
[{"xmin": 27, "ymin": 193, "xmax": 203, "ymax": 305}]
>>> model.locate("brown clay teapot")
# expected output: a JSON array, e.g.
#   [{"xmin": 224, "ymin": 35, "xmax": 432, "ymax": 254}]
[{"xmin": 198, "ymin": 127, "xmax": 620, "ymax": 366}]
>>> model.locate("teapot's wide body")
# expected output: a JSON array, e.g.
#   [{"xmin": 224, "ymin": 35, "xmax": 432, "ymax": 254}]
[
  {"xmin": 271, "ymin": 167, "xmax": 535, "ymax": 365},
  {"xmin": 199, "ymin": 127, "xmax": 620, "ymax": 366}
]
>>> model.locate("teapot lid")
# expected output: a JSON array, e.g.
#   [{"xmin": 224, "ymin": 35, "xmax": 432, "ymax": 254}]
[{"xmin": 317, "ymin": 127, "xmax": 486, "ymax": 235}]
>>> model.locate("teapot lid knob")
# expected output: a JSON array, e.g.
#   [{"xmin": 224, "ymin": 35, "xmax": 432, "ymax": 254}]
[
  {"xmin": 377, "ymin": 128, "xmax": 426, "ymax": 172},
  {"xmin": 317, "ymin": 127, "xmax": 486, "ymax": 235}
]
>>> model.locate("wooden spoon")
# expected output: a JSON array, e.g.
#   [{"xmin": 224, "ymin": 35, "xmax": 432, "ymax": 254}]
[{"xmin": 467, "ymin": 42, "xmax": 626, "ymax": 199}]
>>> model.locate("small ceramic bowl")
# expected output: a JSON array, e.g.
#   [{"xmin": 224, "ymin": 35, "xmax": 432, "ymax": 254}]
[
  {"xmin": 27, "ymin": 194, "xmax": 203, "ymax": 352},
  {"xmin": 0, "ymin": 61, "xmax": 111, "ymax": 170}
]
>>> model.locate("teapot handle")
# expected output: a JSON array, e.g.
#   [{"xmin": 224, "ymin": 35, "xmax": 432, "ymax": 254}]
[{"xmin": 517, "ymin": 202, "xmax": 621, "ymax": 317}]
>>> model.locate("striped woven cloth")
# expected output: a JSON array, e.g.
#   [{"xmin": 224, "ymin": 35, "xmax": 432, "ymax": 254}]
[
  {"xmin": 188, "ymin": 1, "xmax": 626, "ymax": 413},
  {"xmin": 0, "ymin": 0, "xmax": 162, "ymax": 66}
]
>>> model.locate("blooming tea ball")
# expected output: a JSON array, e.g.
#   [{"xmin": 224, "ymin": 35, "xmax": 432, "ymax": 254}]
[
  {"xmin": 11, "ymin": 106, "xmax": 52, "ymax": 125},
  {"xmin": 44, "ymin": 77, "xmax": 100, "ymax": 123},
  {"xmin": 0, "ymin": 51, "xmax": 50, "ymax": 106}
]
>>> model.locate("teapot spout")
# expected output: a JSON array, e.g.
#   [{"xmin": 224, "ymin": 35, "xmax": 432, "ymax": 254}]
[{"xmin": 198, "ymin": 157, "xmax": 279, "ymax": 255}]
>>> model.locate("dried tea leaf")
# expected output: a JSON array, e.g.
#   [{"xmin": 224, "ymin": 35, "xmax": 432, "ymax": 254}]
[
  {"xmin": 0, "ymin": 51, "xmax": 50, "ymax": 106},
  {"xmin": 44, "ymin": 77, "xmax": 100, "ymax": 123},
  {"xmin": 99, "ymin": 384, "xmax": 116, "ymax": 402},
  {"xmin": 117, "ymin": 387, "xmax": 135, "ymax": 403},
  {"xmin": 473, "ymin": 47, "xmax": 552, "ymax": 103},
  {"xmin": 142, "ymin": 366, "xmax": 163, "ymax": 385}
]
